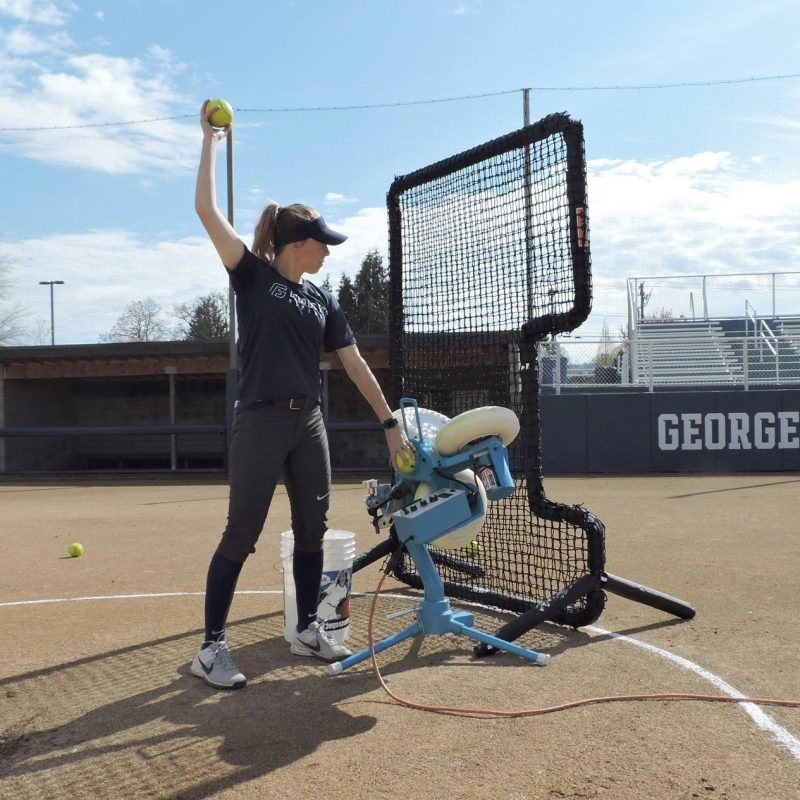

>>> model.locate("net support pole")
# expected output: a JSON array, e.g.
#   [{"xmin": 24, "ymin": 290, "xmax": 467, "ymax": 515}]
[
  {"xmin": 522, "ymin": 89, "xmax": 535, "ymax": 322},
  {"xmin": 602, "ymin": 573, "xmax": 696, "ymax": 619},
  {"xmin": 225, "ymin": 130, "xmax": 237, "ymax": 459}
]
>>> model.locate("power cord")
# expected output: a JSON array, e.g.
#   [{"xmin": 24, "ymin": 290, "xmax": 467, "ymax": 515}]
[{"xmin": 366, "ymin": 569, "xmax": 800, "ymax": 718}]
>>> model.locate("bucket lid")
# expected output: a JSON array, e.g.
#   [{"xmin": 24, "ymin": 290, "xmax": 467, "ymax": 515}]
[{"xmin": 323, "ymin": 529, "xmax": 356, "ymax": 541}]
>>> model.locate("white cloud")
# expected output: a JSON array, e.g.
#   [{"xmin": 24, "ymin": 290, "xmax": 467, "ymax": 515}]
[
  {"xmin": 0, "ymin": 5, "xmax": 196, "ymax": 175},
  {"xmin": 586, "ymin": 151, "xmax": 800, "ymax": 329},
  {"xmin": 0, "ymin": 0, "xmax": 73, "ymax": 26},
  {"xmin": 5, "ymin": 152, "xmax": 800, "ymax": 344},
  {"xmin": 588, "ymin": 151, "xmax": 800, "ymax": 272},
  {"xmin": 2, "ymin": 206, "xmax": 390, "ymax": 343},
  {"xmin": 318, "ymin": 206, "xmax": 388, "ymax": 288},
  {"xmin": 324, "ymin": 192, "xmax": 358, "ymax": 203},
  {"xmin": 4, "ymin": 230, "xmax": 229, "ymax": 344},
  {"xmin": 0, "ymin": 23, "xmax": 71, "ymax": 54}
]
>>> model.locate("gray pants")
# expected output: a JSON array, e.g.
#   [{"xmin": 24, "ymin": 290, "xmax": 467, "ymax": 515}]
[{"xmin": 218, "ymin": 403, "xmax": 330, "ymax": 563}]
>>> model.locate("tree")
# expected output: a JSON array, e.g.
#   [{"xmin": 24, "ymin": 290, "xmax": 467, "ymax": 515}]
[
  {"xmin": 319, "ymin": 275, "xmax": 333, "ymax": 293},
  {"xmin": 336, "ymin": 250, "xmax": 389, "ymax": 337},
  {"xmin": 0, "ymin": 254, "xmax": 27, "ymax": 345},
  {"xmin": 101, "ymin": 297, "xmax": 169, "ymax": 342},
  {"xmin": 637, "ymin": 281, "xmax": 653, "ymax": 321},
  {"xmin": 172, "ymin": 292, "xmax": 229, "ymax": 341},
  {"xmin": 29, "ymin": 318, "xmax": 51, "ymax": 346},
  {"xmin": 594, "ymin": 319, "xmax": 621, "ymax": 383},
  {"xmin": 337, "ymin": 274, "xmax": 358, "ymax": 328},
  {"xmin": 351, "ymin": 250, "xmax": 389, "ymax": 335}
]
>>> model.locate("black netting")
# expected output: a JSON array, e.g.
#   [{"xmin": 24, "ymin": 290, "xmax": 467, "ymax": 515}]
[{"xmin": 387, "ymin": 114, "xmax": 605, "ymax": 627}]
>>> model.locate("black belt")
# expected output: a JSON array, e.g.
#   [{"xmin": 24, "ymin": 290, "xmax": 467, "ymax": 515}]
[{"xmin": 238, "ymin": 397, "xmax": 316, "ymax": 411}]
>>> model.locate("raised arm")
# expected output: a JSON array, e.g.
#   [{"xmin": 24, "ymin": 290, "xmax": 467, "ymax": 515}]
[{"xmin": 195, "ymin": 100, "xmax": 244, "ymax": 271}]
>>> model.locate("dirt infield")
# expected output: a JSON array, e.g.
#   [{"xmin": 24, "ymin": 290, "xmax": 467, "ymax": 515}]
[{"xmin": 1, "ymin": 474, "xmax": 798, "ymax": 800}]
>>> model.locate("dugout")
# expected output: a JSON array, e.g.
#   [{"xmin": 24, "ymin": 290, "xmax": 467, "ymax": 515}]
[
  {"xmin": 0, "ymin": 338, "xmax": 390, "ymax": 475},
  {"xmin": 2, "ymin": 339, "xmax": 799, "ymax": 475}
]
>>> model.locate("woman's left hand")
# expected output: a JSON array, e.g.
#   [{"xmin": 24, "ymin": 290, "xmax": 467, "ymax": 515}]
[{"xmin": 385, "ymin": 425, "xmax": 414, "ymax": 469}]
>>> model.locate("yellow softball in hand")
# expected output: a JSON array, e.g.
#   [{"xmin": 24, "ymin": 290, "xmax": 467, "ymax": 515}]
[{"xmin": 394, "ymin": 450, "xmax": 416, "ymax": 473}]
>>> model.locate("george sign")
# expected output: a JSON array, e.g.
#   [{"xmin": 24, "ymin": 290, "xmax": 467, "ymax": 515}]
[{"xmin": 541, "ymin": 389, "xmax": 800, "ymax": 473}]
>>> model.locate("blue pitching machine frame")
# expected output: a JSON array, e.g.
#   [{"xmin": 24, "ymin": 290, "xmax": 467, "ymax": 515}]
[{"xmin": 328, "ymin": 398, "xmax": 550, "ymax": 675}]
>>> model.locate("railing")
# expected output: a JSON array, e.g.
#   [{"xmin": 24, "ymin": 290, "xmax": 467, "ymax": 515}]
[
  {"xmin": 759, "ymin": 318, "xmax": 779, "ymax": 365},
  {"xmin": 745, "ymin": 299, "xmax": 758, "ymax": 339},
  {"xmin": 627, "ymin": 271, "xmax": 800, "ymax": 327},
  {"xmin": 539, "ymin": 331, "xmax": 800, "ymax": 392},
  {"xmin": 744, "ymin": 301, "xmax": 782, "ymax": 383}
]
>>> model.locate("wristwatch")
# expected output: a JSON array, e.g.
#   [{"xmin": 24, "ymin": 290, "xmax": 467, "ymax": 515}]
[{"xmin": 382, "ymin": 416, "xmax": 399, "ymax": 430}]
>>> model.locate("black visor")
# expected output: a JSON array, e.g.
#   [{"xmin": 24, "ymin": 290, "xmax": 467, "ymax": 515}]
[{"xmin": 274, "ymin": 216, "xmax": 347, "ymax": 247}]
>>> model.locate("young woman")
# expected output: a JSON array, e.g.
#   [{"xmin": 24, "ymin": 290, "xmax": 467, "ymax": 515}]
[{"xmin": 191, "ymin": 100, "xmax": 412, "ymax": 689}]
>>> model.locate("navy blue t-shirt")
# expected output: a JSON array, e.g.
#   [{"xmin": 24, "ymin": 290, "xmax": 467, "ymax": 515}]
[{"xmin": 229, "ymin": 246, "xmax": 355, "ymax": 404}]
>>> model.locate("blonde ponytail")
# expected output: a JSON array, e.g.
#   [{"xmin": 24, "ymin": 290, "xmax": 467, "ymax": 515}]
[{"xmin": 252, "ymin": 202, "xmax": 280, "ymax": 262}]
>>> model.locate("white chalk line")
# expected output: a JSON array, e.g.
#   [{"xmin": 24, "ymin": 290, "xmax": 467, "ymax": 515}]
[
  {"xmin": 2, "ymin": 591, "xmax": 797, "ymax": 761},
  {"xmin": 0, "ymin": 590, "xmax": 267, "ymax": 607},
  {"xmin": 587, "ymin": 624, "xmax": 800, "ymax": 762}
]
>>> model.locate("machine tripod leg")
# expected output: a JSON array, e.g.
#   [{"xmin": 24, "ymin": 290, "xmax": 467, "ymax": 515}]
[{"xmin": 328, "ymin": 621, "xmax": 422, "ymax": 675}]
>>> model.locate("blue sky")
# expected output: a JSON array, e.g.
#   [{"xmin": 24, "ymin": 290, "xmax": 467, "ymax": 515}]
[{"xmin": 1, "ymin": 0, "xmax": 799, "ymax": 344}]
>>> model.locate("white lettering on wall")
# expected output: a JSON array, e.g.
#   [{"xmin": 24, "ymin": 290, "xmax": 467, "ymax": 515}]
[
  {"xmin": 778, "ymin": 411, "xmax": 800, "ymax": 449},
  {"xmin": 703, "ymin": 413, "xmax": 726, "ymax": 450},
  {"xmin": 656, "ymin": 410, "xmax": 800, "ymax": 451},
  {"xmin": 754, "ymin": 412, "xmax": 775, "ymax": 450},
  {"xmin": 682, "ymin": 413, "xmax": 703, "ymax": 450},
  {"xmin": 658, "ymin": 414, "xmax": 679, "ymax": 450},
  {"xmin": 728, "ymin": 413, "xmax": 751, "ymax": 450}
]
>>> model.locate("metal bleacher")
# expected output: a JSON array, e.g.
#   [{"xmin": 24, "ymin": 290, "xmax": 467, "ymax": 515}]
[
  {"xmin": 634, "ymin": 320, "xmax": 738, "ymax": 386},
  {"xmin": 620, "ymin": 273, "xmax": 800, "ymax": 389},
  {"xmin": 631, "ymin": 316, "xmax": 800, "ymax": 388}
]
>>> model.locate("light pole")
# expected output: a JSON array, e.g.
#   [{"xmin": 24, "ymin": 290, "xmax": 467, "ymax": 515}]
[{"xmin": 39, "ymin": 280, "xmax": 64, "ymax": 345}]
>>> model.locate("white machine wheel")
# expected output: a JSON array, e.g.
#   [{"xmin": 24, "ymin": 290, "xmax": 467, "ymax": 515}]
[
  {"xmin": 434, "ymin": 406, "xmax": 520, "ymax": 456},
  {"xmin": 413, "ymin": 469, "xmax": 488, "ymax": 550},
  {"xmin": 392, "ymin": 406, "xmax": 451, "ymax": 442}
]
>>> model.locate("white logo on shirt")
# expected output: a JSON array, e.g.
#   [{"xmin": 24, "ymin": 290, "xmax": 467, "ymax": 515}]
[
  {"xmin": 290, "ymin": 292, "xmax": 326, "ymax": 324},
  {"xmin": 269, "ymin": 283, "xmax": 287, "ymax": 298}
]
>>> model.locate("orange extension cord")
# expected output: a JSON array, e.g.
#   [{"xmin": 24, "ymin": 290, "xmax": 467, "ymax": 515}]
[{"xmin": 366, "ymin": 568, "xmax": 800, "ymax": 718}]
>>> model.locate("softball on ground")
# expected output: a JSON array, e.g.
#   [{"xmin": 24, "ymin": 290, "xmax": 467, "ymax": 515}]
[
  {"xmin": 465, "ymin": 540, "xmax": 480, "ymax": 555},
  {"xmin": 68, "ymin": 542, "xmax": 85, "ymax": 558},
  {"xmin": 207, "ymin": 98, "xmax": 233, "ymax": 128},
  {"xmin": 394, "ymin": 450, "xmax": 416, "ymax": 473}
]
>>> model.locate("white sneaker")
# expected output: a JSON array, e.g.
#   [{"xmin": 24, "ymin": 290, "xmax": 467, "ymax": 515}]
[
  {"xmin": 190, "ymin": 639, "xmax": 247, "ymax": 689},
  {"xmin": 290, "ymin": 620, "xmax": 353, "ymax": 662}
]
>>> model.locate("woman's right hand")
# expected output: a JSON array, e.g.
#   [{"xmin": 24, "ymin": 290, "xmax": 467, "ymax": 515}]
[{"xmin": 200, "ymin": 99, "xmax": 230, "ymax": 142}]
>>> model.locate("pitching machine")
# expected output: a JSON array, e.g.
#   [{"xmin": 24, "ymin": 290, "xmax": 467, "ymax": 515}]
[{"xmin": 328, "ymin": 398, "xmax": 550, "ymax": 675}]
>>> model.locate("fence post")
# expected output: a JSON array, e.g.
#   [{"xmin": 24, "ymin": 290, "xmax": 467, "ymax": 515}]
[
  {"xmin": 743, "ymin": 336, "xmax": 749, "ymax": 391},
  {"xmin": 555, "ymin": 341, "xmax": 562, "ymax": 395},
  {"xmin": 772, "ymin": 272, "xmax": 776, "ymax": 318}
]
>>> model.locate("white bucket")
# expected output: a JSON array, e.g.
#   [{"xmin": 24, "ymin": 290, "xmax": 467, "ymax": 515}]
[{"xmin": 281, "ymin": 529, "xmax": 357, "ymax": 643}]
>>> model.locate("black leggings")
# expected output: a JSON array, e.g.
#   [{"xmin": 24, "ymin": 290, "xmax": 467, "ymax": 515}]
[
  {"xmin": 203, "ymin": 402, "xmax": 331, "ymax": 640},
  {"xmin": 218, "ymin": 402, "xmax": 331, "ymax": 562}
]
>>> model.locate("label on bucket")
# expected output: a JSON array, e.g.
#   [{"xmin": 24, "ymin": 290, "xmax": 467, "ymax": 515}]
[{"xmin": 316, "ymin": 567, "xmax": 352, "ymax": 634}]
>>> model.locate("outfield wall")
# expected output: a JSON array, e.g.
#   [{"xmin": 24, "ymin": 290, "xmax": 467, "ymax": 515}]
[
  {"xmin": 2, "ymin": 344, "xmax": 799, "ymax": 474},
  {"xmin": 541, "ymin": 389, "xmax": 800, "ymax": 473}
]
